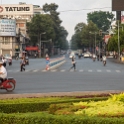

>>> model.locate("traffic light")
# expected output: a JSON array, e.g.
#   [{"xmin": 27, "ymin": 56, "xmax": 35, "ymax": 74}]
[{"xmin": 99, "ymin": 30, "xmax": 102, "ymax": 36}]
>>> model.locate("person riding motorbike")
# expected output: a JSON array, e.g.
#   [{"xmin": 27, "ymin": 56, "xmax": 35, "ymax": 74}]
[
  {"xmin": 25, "ymin": 55, "xmax": 29, "ymax": 65},
  {"xmin": 0, "ymin": 61, "xmax": 7, "ymax": 84},
  {"xmin": 92, "ymin": 54, "xmax": 96, "ymax": 61},
  {"xmin": 102, "ymin": 55, "xmax": 107, "ymax": 65}
]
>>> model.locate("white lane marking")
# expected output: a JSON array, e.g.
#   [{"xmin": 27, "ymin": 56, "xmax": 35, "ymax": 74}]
[
  {"xmin": 25, "ymin": 70, "xmax": 30, "ymax": 72},
  {"xmin": 79, "ymin": 70, "xmax": 84, "ymax": 72},
  {"xmin": 60, "ymin": 70, "xmax": 65, "ymax": 72},
  {"xmin": 33, "ymin": 69, "xmax": 38, "ymax": 72},
  {"xmin": 116, "ymin": 70, "xmax": 121, "ymax": 73},
  {"xmin": 51, "ymin": 70, "xmax": 57, "ymax": 72},
  {"xmin": 97, "ymin": 70, "xmax": 102, "ymax": 72},
  {"xmin": 88, "ymin": 70, "xmax": 93, "ymax": 72},
  {"xmin": 42, "ymin": 69, "xmax": 47, "ymax": 72},
  {"xmin": 70, "ymin": 70, "xmax": 74, "ymax": 72},
  {"xmin": 106, "ymin": 70, "xmax": 111, "ymax": 72}
]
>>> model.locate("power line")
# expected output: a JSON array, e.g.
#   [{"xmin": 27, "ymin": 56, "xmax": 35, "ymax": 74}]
[{"xmin": 59, "ymin": 7, "xmax": 111, "ymax": 13}]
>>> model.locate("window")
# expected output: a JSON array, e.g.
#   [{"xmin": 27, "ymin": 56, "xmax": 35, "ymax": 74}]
[{"xmin": 2, "ymin": 37, "xmax": 10, "ymax": 44}]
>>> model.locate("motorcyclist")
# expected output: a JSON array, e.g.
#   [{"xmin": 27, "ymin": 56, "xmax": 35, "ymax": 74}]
[
  {"xmin": 102, "ymin": 55, "xmax": 107, "ymax": 65},
  {"xmin": 0, "ymin": 61, "xmax": 7, "ymax": 83}
]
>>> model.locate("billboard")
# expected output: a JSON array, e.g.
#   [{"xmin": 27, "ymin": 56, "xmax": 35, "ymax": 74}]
[
  {"xmin": 0, "ymin": 4, "xmax": 33, "ymax": 15},
  {"xmin": 104, "ymin": 35, "xmax": 111, "ymax": 44},
  {"xmin": 0, "ymin": 19, "xmax": 16, "ymax": 36},
  {"xmin": 112, "ymin": 0, "xmax": 124, "ymax": 11}
]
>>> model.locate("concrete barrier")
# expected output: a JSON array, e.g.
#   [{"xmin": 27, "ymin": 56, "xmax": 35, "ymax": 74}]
[{"xmin": 49, "ymin": 56, "xmax": 66, "ymax": 70}]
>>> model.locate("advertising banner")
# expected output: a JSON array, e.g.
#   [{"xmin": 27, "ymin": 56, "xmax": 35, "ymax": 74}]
[
  {"xmin": 104, "ymin": 35, "xmax": 111, "ymax": 44},
  {"xmin": 0, "ymin": 19, "xmax": 16, "ymax": 36},
  {"xmin": 0, "ymin": 4, "xmax": 33, "ymax": 15}
]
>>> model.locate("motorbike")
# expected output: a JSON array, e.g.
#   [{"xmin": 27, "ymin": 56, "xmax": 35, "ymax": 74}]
[
  {"xmin": 92, "ymin": 55, "xmax": 96, "ymax": 62},
  {"xmin": 102, "ymin": 56, "xmax": 106, "ymax": 66},
  {"xmin": 8, "ymin": 59, "xmax": 12, "ymax": 66},
  {"xmin": 25, "ymin": 59, "xmax": 29, "ymax": 65},
  {"xmin": 0, "ymin": 77, "xmax": 16, "ymax": 91},
  {"xmin": 103, "ymin": 60, "xmax": 106, "ymax": 66}
]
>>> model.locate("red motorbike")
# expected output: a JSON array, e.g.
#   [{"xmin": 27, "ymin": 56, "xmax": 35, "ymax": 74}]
[{"xmin": 0, "ymin": 77, "xmax": 16, "ymax": 92}]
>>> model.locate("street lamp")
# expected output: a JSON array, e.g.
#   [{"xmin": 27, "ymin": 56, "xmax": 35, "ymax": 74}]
[{"xmin": 39, "ymin": 32, "xmax": 46, "ymax": 58}]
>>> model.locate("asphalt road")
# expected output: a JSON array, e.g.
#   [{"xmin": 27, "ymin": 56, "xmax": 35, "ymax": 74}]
[{"xmin": 1, "ymin": 55, "xmax": 124, "ymax": 94}]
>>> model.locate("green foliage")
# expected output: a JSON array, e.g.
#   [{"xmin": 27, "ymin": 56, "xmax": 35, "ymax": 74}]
[
  {"xmin": 43, "ymin": 3, "xmax": 68, "ymax": 49},
  {"xmin": 0, "ymin": 94, "xmax": 124, "ymax": 123},
  {"xmin": 71, "ymin": 21, "xmax": 100, "ymax": 50},
  {"xmin": 87, "ymin": 11, "xmax": 114, "ymax": 32}
]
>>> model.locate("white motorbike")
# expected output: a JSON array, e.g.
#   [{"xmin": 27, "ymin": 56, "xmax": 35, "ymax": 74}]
[{"xmin": 102, "ymin": 56, "xmax": 106, "ymax": 66}]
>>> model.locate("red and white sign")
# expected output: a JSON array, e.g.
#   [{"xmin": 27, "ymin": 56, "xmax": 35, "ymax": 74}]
[
  {"xmin": 104, "ymin": 35, "xmax": 111, "ymax": 44},
  {"xmin": 121, "ymin": 16, "xmax": 124, "ymax": 24}
]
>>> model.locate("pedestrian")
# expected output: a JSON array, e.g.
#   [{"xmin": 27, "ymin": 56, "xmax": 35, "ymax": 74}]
[
  {"xmin": 70, "ymin": 56, "xmax": 76, "ymax": 71},
  {"xmin": 45, "ymin": 54, "xmax": 50, "ymax": 70},
  {"xmin": 2, "ymin": 57, "xmax": 6, "ymax": 68},
  {"xmin": 20, "ymin": 57, "xmax": 25, "ymax": 72}
]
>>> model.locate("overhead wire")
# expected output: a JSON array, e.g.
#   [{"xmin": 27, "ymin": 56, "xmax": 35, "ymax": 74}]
[{"xmin": 58, "ymin": 7, "xmax": 111, "ymax": 12}]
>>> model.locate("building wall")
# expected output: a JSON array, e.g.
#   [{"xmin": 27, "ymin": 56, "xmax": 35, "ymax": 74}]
[{"xmin": 0, "ymin": 3, "xmax": 43, "ymax": 57}]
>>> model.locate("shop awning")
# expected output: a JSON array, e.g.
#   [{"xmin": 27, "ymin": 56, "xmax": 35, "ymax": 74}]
[{"xmin": 25, "ymin": 46, "xmax": 39, "ymax": 51}]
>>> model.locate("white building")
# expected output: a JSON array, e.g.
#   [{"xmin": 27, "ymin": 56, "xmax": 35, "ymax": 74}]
[{"xmin": 0, "ymin": 2, "xmax": 43, "ymax": 56}]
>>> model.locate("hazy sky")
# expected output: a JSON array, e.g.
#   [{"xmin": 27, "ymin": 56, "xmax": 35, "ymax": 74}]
[{"xmin": 1, "ymin": 0, "xmax": 115, "ymax": 41}]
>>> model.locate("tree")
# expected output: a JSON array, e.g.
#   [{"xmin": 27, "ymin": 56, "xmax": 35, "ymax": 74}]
[
  {"xmin": 43, "ymin": 3, "xmax": 68, "ymax": 49},
  {"xmin": 87, "ymin": 11, "xmax": 114, "ymax": 32},
  {"xmin": 107, "ymin": 23, "xmax": 124, "ymax": 53},
  {"xmin": 70, "ymin": 21, "xmax": 100, "ymax": 52},
  {"xmin": 27, "ymin": 14, "xmax": 55, "ymax": 46}
]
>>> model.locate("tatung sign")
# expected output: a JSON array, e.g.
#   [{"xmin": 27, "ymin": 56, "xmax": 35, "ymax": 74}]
[
  {"xmin": 0, "ymin": 19, "xmax": 16, "ymax": 36},
  {"xmin": 0, "ymin": 4, "xmax": 33, "ymax": 15}
]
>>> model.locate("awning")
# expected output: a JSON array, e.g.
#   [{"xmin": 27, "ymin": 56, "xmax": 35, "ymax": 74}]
[{"xmin": 25, "ymin": 47, "xmax": 39, "ymax": 51}]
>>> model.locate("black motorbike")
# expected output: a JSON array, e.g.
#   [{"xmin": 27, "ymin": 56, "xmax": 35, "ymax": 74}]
[
  {"xmin": 8, "ymin": 59, "xmax": 12, "ymax": 66},
  {"xmin": 25, "ymin": 59, "xmax": 29, "ymax": 65}
]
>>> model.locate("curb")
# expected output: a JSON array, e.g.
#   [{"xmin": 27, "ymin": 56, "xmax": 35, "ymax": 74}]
[{"xmin": 0, "ymin": 90, "xmax": 123, "ymax": 99}]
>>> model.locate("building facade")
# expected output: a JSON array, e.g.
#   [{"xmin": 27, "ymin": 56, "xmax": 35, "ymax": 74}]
[{"xmin": 0, "ymin": 2, "xmax": 43, "ymax": 57}]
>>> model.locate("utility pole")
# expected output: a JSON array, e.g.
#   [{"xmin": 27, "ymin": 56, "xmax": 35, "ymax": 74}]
[
  {"xmin": 39, "ymin": 32, "xmax": 46, "ymax": 58},
  {"xmin": 118, "ymin": 20, "xmax": 120, "ymax": 60}
]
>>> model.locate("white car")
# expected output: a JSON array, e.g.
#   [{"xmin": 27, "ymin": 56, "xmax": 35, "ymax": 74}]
[
  {"xmin": 3, "ymin": 54, "xmax": 12, "ymax": 60},
  {"xmin": 69, "ymin": 53, "xmax": 75, "ymax": 59},
  {"xmin": 83, "ymin": 53, "xmax": 90, "ymax": 58}
]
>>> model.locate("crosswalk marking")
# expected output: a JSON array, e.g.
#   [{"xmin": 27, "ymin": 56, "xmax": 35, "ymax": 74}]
[
  {"xmin": 7, "ymin": 69, "xmax": 122, "ymax": 73},
  {"xmin": 60, "ymin": 70, "xmax": 65, "ymax": 72},
  {"xmin": 51, "ymin": 70, "xmax": 57, "ymax": 72},
  {"xmin": 116, "ymin": 70, "xmax": 121, "ymax": 73},
  {"xmin": 107, "ymin": 70, "xmax": 111, "ymax": 72},
  {"xmin": 33, "ymin": 69, "xmax": 38, "ymax": 72},
  {"xmin": 97, "ymin": 70, "xmax": 102, "ymax": 72}
]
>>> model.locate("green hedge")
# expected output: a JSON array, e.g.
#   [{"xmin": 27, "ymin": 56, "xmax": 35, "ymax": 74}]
[
  {"xmin": 0, "ymin": 97, "xmax": 108, "ymax": 113},
  {"xmin": 0, "ymin": 112, "xmax": 124, "ymax": 124}
]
